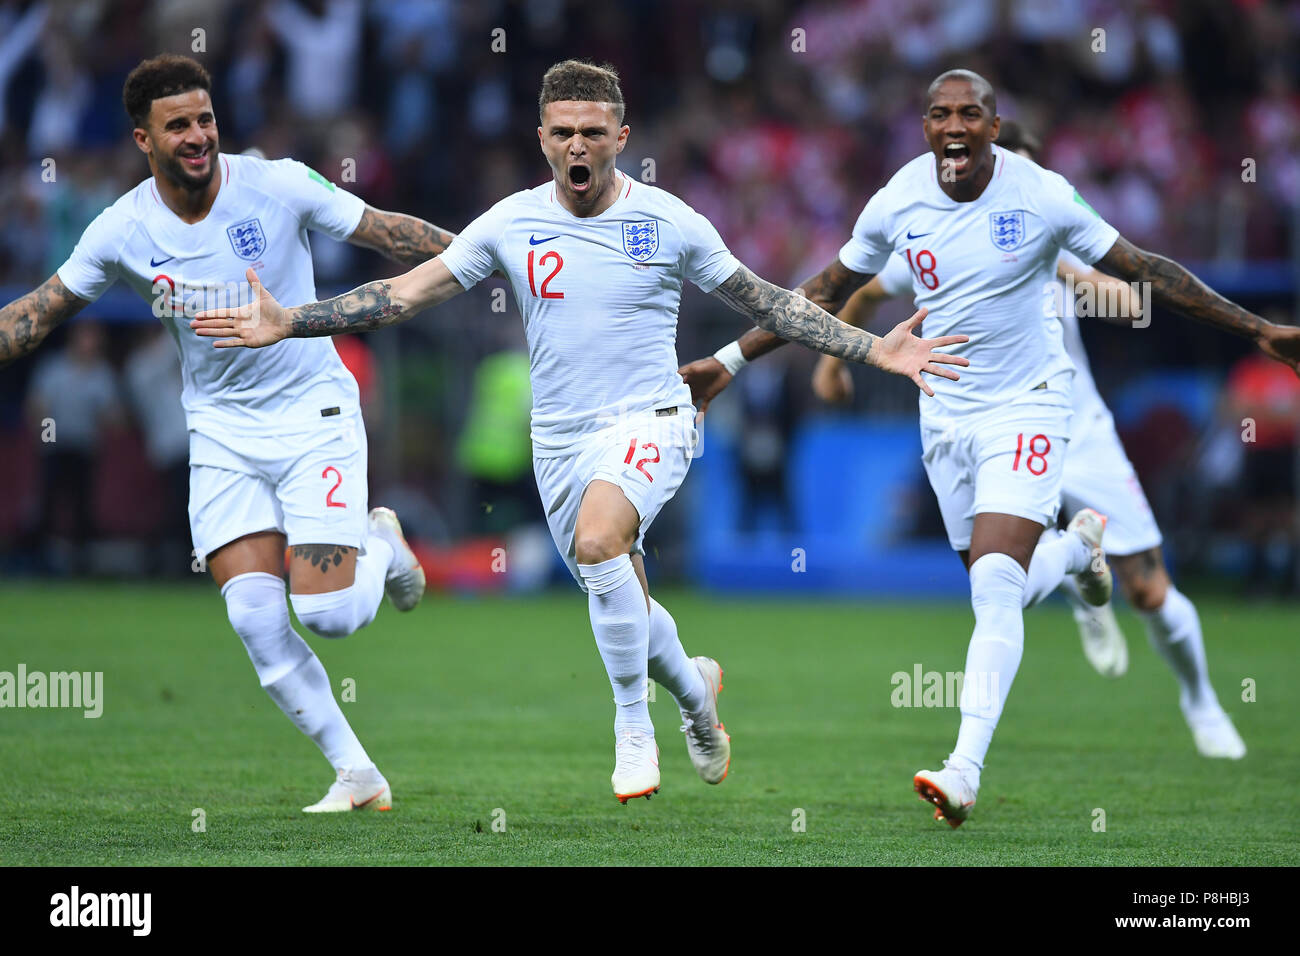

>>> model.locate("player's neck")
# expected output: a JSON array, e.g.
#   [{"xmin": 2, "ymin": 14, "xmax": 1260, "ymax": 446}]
[
  {"xmin": 151, "ymin": 158, "xmax": 222, "ymax": 224},
  {"xmin": 937, "ymin": 152, "xmax": 996, "ymax": 203},
  {"xmin": 555, "ymin": 170, "xmax": 622, "ymax": 218}
]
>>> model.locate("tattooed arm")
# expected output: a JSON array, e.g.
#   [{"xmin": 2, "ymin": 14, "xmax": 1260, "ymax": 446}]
[
  {"xmin": 347, "ymin": 206, "xmax": 457, "ymax": 268},
  {"xmin": 710, "ymin": 265, "xmax": 880, "ymax": 363},
  {"xmin": 677, "ymin": 265, "xmax": 967, "ymax": 416},
  {"xmin": 0, "ymin": 275, "xmax": 90, "ymax": 368},
  {"xmin": 729, "ymin": 257, "xmax": 875, "ymax": 363},
  {"xmin": 677, "ymin": 258, "xmax": 875, "ymax": 413},
  {"xmin": 190, "ymin": 259, "xmax": 466, "ymax": 348},
  {"xmin": 1096, "ymin": 236, "xmax": 1300, "ymax": 369}
]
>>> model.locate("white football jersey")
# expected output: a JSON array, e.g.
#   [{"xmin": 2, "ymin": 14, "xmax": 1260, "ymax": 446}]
[
  {"xmin": 1053, "ymin": 250, "xmax": 1110, "ymax": 438},
  {"xmin": 439, "ymin": 171, "xmax": 740, "ymax": 453},
  {"xmin": 839, "ymin": 146, "xmax": 1119, "ymax": 428},
  {"xmin": 58, "ymin": 153, "xmax": 366, "ymax": 434}
]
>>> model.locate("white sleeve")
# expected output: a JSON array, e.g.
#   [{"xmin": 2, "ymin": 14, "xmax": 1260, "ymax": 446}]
[
  {"xmin": 438, "ymin": 197, "xmax": 515, "ymax": 291},
  {"xmin": 876, "ymin": 253, "xmax": 913, "ymax": 297},
  {"xmin": 56, "ymin": 207, "xmax": 121, "ymax": 302},
  {"xmin": 1042, "ymin": 173, "xmax": 1119, "ymax": 265},
  {"xmin": 837, "ymin": 190, "xmax": 893, "ymax": 276},
  {"xmin": 676, "ymin": 205, "xmax": 740, "ymax": 292},
  {"xmin": 1057, "ymin": 250, "xmax": 1088, "ymax": 275},
  {"xmin": 273, "ymin": 159, "xmax": 366, "ymax": 241}
]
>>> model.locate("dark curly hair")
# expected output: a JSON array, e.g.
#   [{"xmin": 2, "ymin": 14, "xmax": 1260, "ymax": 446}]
[{"xmin": 122, "ymin": 55, "xmax": 212, "ymax": 128}]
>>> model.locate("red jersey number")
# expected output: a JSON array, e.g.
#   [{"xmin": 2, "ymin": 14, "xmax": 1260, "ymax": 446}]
[
  {"xmin": 527, "ymin": 249, "xmax": 564, "ymax": 299},
  {"xmin": 904, "ymin": 248, "xmax": 940, "ymax": 290}
]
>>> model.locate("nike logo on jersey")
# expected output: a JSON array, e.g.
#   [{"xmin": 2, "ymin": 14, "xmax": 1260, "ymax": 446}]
[
  {"xmin": 905, "ymin": 230, "xmax": 932, "ymax": 240},
  {"xmin": 529, "ymin": 234, "xmax": 561, "ymax": 245},
  {"xmin": 150, "ymin": 254, "xmax": 175, "ymax": 267}
]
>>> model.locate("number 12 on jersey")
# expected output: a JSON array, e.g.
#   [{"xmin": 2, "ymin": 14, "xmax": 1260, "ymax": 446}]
[{"xmin": 527, "ymin": 249, "xmax": 564, "ymax": 299}]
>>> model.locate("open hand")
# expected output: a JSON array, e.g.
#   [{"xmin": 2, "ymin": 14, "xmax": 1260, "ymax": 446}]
[
  {"xmin": 873, "ymin": 307, "xmax": 969, "ymax": 396},
  {"xmin": 190, "ymin": 267, "xmax": 288, "ymax": 349}
]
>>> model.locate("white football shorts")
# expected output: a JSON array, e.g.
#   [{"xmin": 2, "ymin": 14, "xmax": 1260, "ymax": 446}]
[
  {"xmin": 188, "ymin": 409, "xmax": 369, "ymax": 562},
  {"xmin": 1059, "ymin": 410, "xmax": 1162, "ymax": 556},
  {"xmin": 922, "ymin": 390, "xmax": 1072, "ymax": 552},
  {"xmin": 533, "ymin": 405, "xmax": 697, "ymax": 589}
]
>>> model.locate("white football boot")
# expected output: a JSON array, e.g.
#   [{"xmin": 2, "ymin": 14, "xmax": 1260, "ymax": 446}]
[
  {"xmin": 1183, "ymin": 702, "xmax": 1247, "ymax": 760},
  {"xmin": 612, "ymin": 730, "xmax": 660, "ymax": 803},
  {"xmin": 1068, "ymin": 509, "xmax": 1113, "ymax": 607},
  {"xmin": 1070, "ymin": 596, "xmax": 1129, "ymax": 679},
  {"xmin": 679, "ymin": 657, "xmax": 731, "ymax": 785},
  {"xmin": 913, "ymin": 760, "xmax": 979, "ymax": 828},
  {"xmin": 368, "ymin": 507, "xmax": 425, "ymax": 611},
  {"xmin": 302, "ymin": 766, "xmax": 392, "ymax": 813}
]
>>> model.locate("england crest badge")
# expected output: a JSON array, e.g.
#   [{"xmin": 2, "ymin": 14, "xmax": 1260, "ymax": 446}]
[
  {"xmin": 622, "ymin": 220, "xmax": 658, "ymax": 262},
  {"xmin": 989, "ymin": 211, "xmax": 1025, "ymax": 251},
  {"xmin": 227, "ymin": 218, "xmax": 267, "ymax": 260}
]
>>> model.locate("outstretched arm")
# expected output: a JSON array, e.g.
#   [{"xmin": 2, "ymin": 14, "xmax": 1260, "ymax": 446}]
[
  {"xmin": 190, "ymin": 258, "xmax": 466, "ymax": 348},
  {"xmin": 812, "ymin": 275, "xmax": 894, "ymax": 404},
  {"xmin": 679, "ymin": 264, "xmax": 966, "ymax": 416},
  {"xmin": 1096, "ymin": 236, "xmax": 1300, "ymax": 369},
  {"xmin": 347, "ymin": 206, "xmax": 457, "ymax": 268},
  {"xmin": 709, "ymin": 265, "xmax": 882, "ymax": 364},
  {"xmin": 0, "ymin": 275, "xmax": 89, "ymax": 368},
  {"xmin": 725, "ymin": 257, "xmax": 874, "ymax": 364}
]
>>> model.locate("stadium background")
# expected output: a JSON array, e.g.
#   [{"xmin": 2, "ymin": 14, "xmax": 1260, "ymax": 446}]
[{"xmin": 1, "ymin": 0, "xmax": 1297, "ymax": 598}]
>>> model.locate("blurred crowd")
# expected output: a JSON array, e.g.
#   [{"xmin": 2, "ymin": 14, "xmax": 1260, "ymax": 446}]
[
  {"xmin": 0, "ymin": 0, "xmax": 1298, "ymax": 589},
  {"xmin": 1, "ymin": 0, "xmax": 1297, "ymax": 287}
]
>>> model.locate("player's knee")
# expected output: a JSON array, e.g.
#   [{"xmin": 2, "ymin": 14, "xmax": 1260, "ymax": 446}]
[
  {"xmin": 574, "ymin": 529, "xmax": 630, "ymax": 566},
  {"xmin": 290, "ymin": 587, "xmax": 369, "ymax": 639},
  {"xmin": 969, "ymin": 552, "xmax": 1028, "ymax": 610},
  {"xmin": 223, "ymin": 571, "xmax": 288, "ymax": 638},
  {"xmin": 1121, "ymin": 571, "xmax": 1168, "ymax": 613}
]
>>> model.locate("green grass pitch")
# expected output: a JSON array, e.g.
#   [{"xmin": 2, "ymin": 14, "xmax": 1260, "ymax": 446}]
[{"xmin": 1, "ymin": 582, "xmax": 1295, "ymax": 866}]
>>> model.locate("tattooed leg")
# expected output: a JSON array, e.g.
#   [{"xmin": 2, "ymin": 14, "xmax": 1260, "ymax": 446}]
[{"xmin": 1111, "ymin": 547, "xmax": 1169, "ymax": 613}]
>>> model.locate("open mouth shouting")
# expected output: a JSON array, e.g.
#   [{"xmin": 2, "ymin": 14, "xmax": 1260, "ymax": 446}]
[
  {"xmin": 568, "ymin": 162, "xmax": 592, "ymax": 194},
  {"xmin": 942, "ymin": 141, "xmax": 971, "ymax": 176}
]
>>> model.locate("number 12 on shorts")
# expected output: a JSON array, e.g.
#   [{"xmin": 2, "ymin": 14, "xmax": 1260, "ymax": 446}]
[
  {"xmin": 1012, "ymin": 433, "xmax": 1051, "ymax": 475},
  {"xmin": 624, "ymin": 438, "xmax": 660, "ymax": 482}
]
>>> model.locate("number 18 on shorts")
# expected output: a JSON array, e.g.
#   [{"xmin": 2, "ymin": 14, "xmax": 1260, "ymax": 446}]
[{"xmin": 921, "ymin": 404, "xmax": 1071, "ymax": 551}]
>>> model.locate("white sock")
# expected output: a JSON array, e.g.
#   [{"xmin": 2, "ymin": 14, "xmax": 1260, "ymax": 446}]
[
  {"xmin": 579, "ymin": 555, "xmax": 653, "ymax": 736},
  {"xmin": 289, "ymin": 539, "xmax": 390, "ymax": 638},
  {"xmin": 1141, "ymin": 586, "xmax": 1218, "ymax": 714},
  {"xmin": 1023, "ymin": 528, "xmax": 1091, "ymax": 608},
  {"xmin": 951, "ymin": 553, "xmax": 1028, "ymax": 779},
  {"xmin": 222, "ymin": 571, "xmax": 372, "ymax": 771},
  {"xmin": 648, "ymin": 598, "xmax": 707, "ymax": 714}
]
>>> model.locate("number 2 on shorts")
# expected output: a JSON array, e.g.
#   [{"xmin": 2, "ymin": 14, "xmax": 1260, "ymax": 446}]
[
  {"xmin": 322, "ymin": 466, "xmax": 347, "ymax": 508},
  {"xmin": 1011, "ymin": 433, "xmax": 1051, "ymax": 476}
]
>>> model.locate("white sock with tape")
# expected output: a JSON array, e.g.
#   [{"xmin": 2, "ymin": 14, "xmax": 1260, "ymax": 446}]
[
  {"xmin": 951, "ymin": 553, "xmax": 1028, "ymax": 779},
  {"xmin": 579, "ymin": 554, "xmax": 653, "ymax": 736},
  {"xmin": 223, "ymin": 571, "xmax": 371, "ymax": 771}
]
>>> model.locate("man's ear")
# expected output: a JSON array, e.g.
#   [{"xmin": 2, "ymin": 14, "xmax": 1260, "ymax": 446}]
[{"xmin": 132, "ymin": 127, "xmax": 151, "ymax": 155}]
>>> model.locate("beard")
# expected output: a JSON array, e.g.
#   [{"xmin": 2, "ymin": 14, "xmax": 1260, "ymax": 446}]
[{"xmin": 157, "ymin": 147, "xmax": 217, "ymax": 192}]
